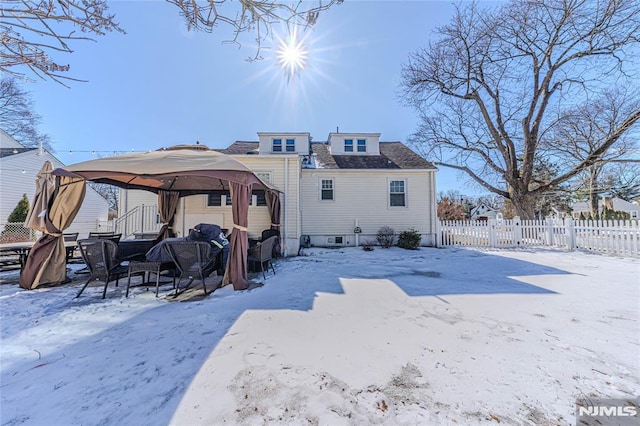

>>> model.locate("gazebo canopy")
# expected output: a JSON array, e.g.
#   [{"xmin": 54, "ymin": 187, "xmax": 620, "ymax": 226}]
[
  {"xmin": 53, "ymin": 144, "xmax": 277, "ymax": 196},
  {"xmin": 20, "ymin": 144, "xmax": 280, "ymax": 292}
]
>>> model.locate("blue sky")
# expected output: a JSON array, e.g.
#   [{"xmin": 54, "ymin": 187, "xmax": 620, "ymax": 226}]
[{"xmin": 26, "ymin": 0, "xmax": 479, "ymax": 195}]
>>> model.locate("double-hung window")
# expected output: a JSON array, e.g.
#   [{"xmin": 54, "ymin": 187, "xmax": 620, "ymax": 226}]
[
  {"xmin": 285, "ymin": 139, "xmax": 295, "ymax": 152},
  {"xmin": 251, "ymin": 172, "xmax": 271, "ymax": 206},
  {"xmin": 272, "ymin": 139, "xmax": 282, "ymax": 152},
  {"xmin": 251, "ymin": 190, "xmax": 267, "ymax": 206},
  {"xmin": 321, "ymin": 179, "xmax": 334, "ymax": 201},
  {"xmin": 357, "ymin": 139, "xmax": 366, "ymax": 152},
  {"xmin": 208, "ymin": 190, "xmax": 232, "ymax": 206},
  {"xmin": 344, "ymin": 139, "xmax": 353, "ymax": 152},
  {"xmin": 389, "ymin": 180, "xmax": 406, "ymax": 207}
]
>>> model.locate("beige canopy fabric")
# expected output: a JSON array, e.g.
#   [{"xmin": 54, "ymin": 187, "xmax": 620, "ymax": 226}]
[
  {"xmin": 48, "ymin": 145, "xmax": 280, "ymax": 291},
  {"xmin": 53, "ymin": 146, "xmax": 276, "ymax": 195},
  {"xmin": 24, "ymin": 160, "xmax": 55, "ymax": 233},
  {"xmin": 20, "ymin": 176, "xmax": 86, "ymax": 289}
]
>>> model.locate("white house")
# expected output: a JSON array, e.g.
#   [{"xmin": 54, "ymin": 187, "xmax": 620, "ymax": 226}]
[
  {"xmin": 572, "ymin": 197, "xmax": 640, "ymax": 219},
  {"xmin": 470, "ymin": 203, "xmax": 500, "ymax": 221},
  {"xmin": 0, "ymin": 129, "xmax": 110, "ymax": 237},
  {"xmin": 119, "ymin": 131, "xmax": 438, "ymax": 255}
]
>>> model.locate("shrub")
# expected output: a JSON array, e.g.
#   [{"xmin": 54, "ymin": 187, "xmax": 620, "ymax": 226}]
[
  {"xmin": 2, "ymin": 194, "xmax": 31, "ymax": 242},
  {"xmin": 361, "ymin": 240, "xmax": 375, "ymax": 251},
  {"xmin": 397, "ymin": 228, "xmax": 422, "ymax": 250},
  {"xmin": 7, "ymin": 194, "xmax": 30, "ymax": 223},
  {"xmin": 376, "ymin": 226, "xmax": 395, "ymax": 248}
]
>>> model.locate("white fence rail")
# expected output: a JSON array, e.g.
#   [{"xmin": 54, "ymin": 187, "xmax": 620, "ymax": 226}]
[
  {"xmin": 0, "ymin": 220, "xmax": 115, "ymax": 242},
  {"xmin": 438, "ymin": 218, "xmax": 640, "ymax": 257}
]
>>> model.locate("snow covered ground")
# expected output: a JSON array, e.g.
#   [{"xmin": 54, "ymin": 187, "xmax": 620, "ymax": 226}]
[{"xmin": 1, "ymin": 246, "xmax": 638, "ymax": 425}]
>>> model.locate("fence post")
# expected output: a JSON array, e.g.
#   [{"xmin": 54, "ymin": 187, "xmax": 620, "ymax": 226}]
[
  {"xmin": 513, "ymin": 217, "xmax": 522, "ymax": 246},
  {"xmin": 141, "ymin": 204, "xmax": 145, "ymax": 235},
  {"xmin": 545, "ymin": 218, "xmax": 554, "ymax": 246},
  {"xmin": 436, "ymin": 220, "xmax": 442, "ymax": 248},
  {"xmin": 488, "ymin": 219, "xmax": 496, "ymax": 247},
  {"xmin": 565, "ymin": 217, "xmax": 575, "ymax": 251}
]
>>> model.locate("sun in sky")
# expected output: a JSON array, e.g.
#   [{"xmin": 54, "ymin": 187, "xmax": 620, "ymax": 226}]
[{"xmin": 275, "ymin": 28, "xmax": 309, "ymax": 80}]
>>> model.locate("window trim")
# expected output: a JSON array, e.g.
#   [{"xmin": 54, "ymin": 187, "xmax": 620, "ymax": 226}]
[
  {"xmin": 320, "ymin": 178, "xmax": 335, "ymax": 201},
  {"xmin": 285, "ymin": 139, "xmax": 296, "ymax": 152},
  {"xmin": 255, "ymin": 171, "xmax": 272, "ymax": 183},
  {"xmin": 272, "ymin": 138, "xmax": 282, "ymax": 152},
  {"xmin": 357, "ymin": 139, "xmax": 366, "ymax": 152},
  {"xmin": 206, "ymin": 190, "xmax": 232, "ymax": 207},
  {"xmin": 388, "ymin": 179, "xmax": 407, "ymax": 208},
  {"xmin": 344, "ymin": 139, "xmax": 353, "ymax": 153}
]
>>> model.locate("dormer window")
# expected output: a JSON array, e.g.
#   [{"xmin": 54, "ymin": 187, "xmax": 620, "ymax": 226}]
[
  {"xmin": 357, "ymin": 139, "xmax": 366, "ymax": 152},
  {"xmin": 344, "ymin": 139, "xmax": 353, "ymax": 152},
  {"xmin": 286, "ymin": 139, "xmax": 295, "ymax": 152},
  {"xmin": 272, "ymin": 139, "xmax": 282, "ymax": 152}
]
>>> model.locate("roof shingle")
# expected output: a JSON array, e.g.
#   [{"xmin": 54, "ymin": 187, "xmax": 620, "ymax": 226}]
[{"xmin": 221, "ymin": 140, "xmax": 436, "ymax": 170}]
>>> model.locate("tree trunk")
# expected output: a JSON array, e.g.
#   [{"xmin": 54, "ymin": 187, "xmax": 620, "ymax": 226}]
[
  {"xmin": 588, "ymin": 167, "xmax": 599, "ymax": 219},
  {"xmin": 509, "ymin": 190, "xmax": 536, "ymax": 220}
]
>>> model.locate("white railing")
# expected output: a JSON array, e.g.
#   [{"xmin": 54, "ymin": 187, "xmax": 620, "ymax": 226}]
[
  {"xmin": 112, "ymin": 204, "xmax": 161, "ymax": 239},
  {"xmin": 438, "ymin": 218, "xmax": 640, "ymax": 257}
]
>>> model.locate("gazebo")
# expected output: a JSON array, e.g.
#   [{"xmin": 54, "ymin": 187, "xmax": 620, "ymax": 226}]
[{"xmin": 20, "ymin": 144, "xmax": 281, "ymax": 292}]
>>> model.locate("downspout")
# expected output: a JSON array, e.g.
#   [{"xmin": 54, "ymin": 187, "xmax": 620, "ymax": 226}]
[
  {"xmin": 355, "ymin": 219, "xmax": 359, "ymax": 247},
  {"xmin": 430, "ymin": 170, "xmax": 438, "ymax": 246},
  {"xmin": 284, "ymin": 157, "xmax": 289, "ymax": 256},
  {"xmin": 298, "ymin": 158, "xmax": 305, "ymax": 255},
  {"xmin": 180, "ymin": 197, "xmax": 185, "ymax": 237}
]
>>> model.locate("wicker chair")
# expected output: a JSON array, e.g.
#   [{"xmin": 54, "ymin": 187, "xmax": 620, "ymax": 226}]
[
  {"xmin": 63, "ymin": 232, "xmax": 79, "ymax": 262},
  {"xmin": 247, "ymin": 235, "xmax": 277, "ymax": 279},
  {"xmin": 76, "ymin": 239, "xmax": 129, "ymax": 299},
  {"xmin": 260, "ymin": 229, "xmax": 281, "ymax": 258},
  {"xmin": 163, "ymin": 241, "xmax": 213, "ymax": 297}
]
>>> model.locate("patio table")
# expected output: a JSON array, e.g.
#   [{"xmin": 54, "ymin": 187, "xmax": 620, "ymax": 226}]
[{"xmin": 0, "ymin": 241, "xmax": 78, "ymax": 273}]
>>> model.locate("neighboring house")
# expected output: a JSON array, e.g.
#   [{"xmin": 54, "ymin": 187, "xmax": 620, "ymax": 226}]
[
  {"xmin": 120, "ymin": 131, "xmax": 438, "ymax": 255},
  {"xmin": 470, "ymin": 203, "xmax": 500, "ymax": 221},
  {"xmin": 572, "ymin": 198, "xmax": 640, "ymax": 219},
  {"xmin": 0, "ymin": 129, "xmax": 110, "ymax": 236}
]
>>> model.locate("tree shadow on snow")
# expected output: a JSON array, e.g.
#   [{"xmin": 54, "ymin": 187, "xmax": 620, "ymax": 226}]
[{"xmin": 0, "ymin": 247, "xmax": 571, "ymax": 425}]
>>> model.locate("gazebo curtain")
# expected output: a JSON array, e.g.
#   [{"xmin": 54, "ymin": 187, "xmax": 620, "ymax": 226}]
[
  {"xmin": 20, "ymin": 176, "xmax": 86, "ymax": 289},
  {"xmin": 265, "ymin": 191, "xmax": 281, "ymax": 231},
  {"xmin": 155, "ymin": 190, "xmax": 180, "ymax": 242},
  {"xmin": 265, "ymin": 190, "xmax": 282, "ymax": 256},
  {"xmin": 24, "ymin": 161, "xmax": 55, "ymax": 233},
  {"xmin": 223, "ymin": 182, "xmax": 251, "ymax": 290}
]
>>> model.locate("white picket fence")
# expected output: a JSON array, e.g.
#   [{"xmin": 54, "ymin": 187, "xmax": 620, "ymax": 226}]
[{"xmin": 438, "ymin": 218, "xmax": 640, "ymax": 257}]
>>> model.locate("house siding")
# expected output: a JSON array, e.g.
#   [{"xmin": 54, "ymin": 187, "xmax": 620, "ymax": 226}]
[
  {"xmin": 0, "ymin": 150, "xmax": 109, "ymax": 237},
  {"xmin": 164, "ymin": 155, "xmax": 301, "ymax": 255},
  {"xmin": 300, "ymin": 169, "xmax": 437, "ymax": 246},
  {"xmin": 114, "ymin": 136, "xmax": 437, "ymax": 255}
]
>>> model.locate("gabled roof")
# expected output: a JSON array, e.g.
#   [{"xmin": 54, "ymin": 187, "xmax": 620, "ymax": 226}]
[
  {"xmin": 312, "ymin": 142, "xmax": 435, "ymax": 170},
  {"xmin": 218, "ymin": 141, "xmax": 260, "ymax": 155},
  {"xmin": 0, "ymin": 147, "xmax": 36, "ymax": 158},
  {"xmin": 221, "ymin": 140, "xmax": 436, "ymax": 170}
]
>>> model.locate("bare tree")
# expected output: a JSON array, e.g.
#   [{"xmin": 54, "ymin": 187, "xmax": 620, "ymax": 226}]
[
  {"xmin": 1, "ymin": 0, "xmax": 124, "ymax": 85},
  {"xmin": 166, "ymin": 0, "xmax": 342, "ymax": 60},
  {"xmin": 0, "ymin": 75, "xmax": 51, "ymax": 148},
  {"xmin": 1, "ymin": 0, "xmax": 341, "ymax": 84},
  {"xmin": 401, "ymin": 0, "xmax": 640, "ymax": 219},
  {"xmin": 88, "ymin": 182, "xmax": 118, "ymax": 212},
  {"xmin": 549, "ymin": 88, "xmax": 640, "ymax": 216}
]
